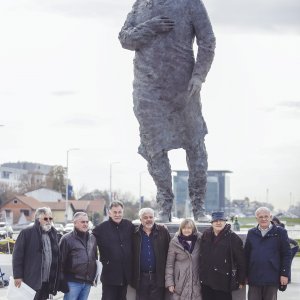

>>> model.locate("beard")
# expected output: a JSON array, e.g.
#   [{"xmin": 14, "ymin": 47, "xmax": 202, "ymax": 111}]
[{"xmin": 41, "ymin": 224, "xmax": 52, "ymax": 232}]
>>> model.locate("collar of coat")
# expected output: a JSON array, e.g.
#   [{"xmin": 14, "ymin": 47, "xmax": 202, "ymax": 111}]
[
  {"xmin": 252, "ymin": 222, "xmax": 282, "ymax": 238},
  {"xmin": 135, "ymin": 223, "xmax": 160, "ymax": 235}
]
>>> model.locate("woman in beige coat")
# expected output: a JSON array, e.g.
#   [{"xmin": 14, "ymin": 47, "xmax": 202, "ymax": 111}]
[{"xmin": 165, "ymin": 219, "xmax": 202, "ymax": 300}]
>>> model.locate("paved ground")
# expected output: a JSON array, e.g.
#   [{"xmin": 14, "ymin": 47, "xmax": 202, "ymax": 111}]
[{"xmin": 0, "ymin": 254, "xmax": 299, "ymax": 299}]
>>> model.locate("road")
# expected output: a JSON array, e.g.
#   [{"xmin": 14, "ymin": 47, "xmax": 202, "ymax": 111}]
[{"xmin": 0, "ymin": 254, "xmax": 299, "ymax": 299}]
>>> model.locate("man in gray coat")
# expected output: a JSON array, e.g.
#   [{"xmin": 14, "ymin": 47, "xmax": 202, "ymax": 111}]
[{"xmin": 119, "ymin": 0, "xmax": 216, "ymax": 222}]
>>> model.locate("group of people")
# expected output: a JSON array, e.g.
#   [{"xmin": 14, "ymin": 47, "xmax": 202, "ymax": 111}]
[{"xmin": 12, "ymin": 203, "xmax": 293, "ymax": 300}]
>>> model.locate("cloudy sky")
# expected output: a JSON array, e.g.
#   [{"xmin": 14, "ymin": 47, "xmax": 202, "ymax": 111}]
[{"xmin": 0, "ymin": 0, "xmax": 299, "ymax": 209}]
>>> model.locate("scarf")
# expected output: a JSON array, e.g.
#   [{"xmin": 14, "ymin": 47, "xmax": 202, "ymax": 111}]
[{"xmin": 178, "ymin": 234, "xmax": 197, "ymax": 253}]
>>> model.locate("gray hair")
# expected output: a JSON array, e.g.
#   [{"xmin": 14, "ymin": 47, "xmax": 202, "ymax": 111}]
[
  {"xmin": 178, "ymin": 218, "xmax": 198, "ymax": 235},
  {"xmin": 139, "ymin": 208, "xmax": 154, "ymax": 219},
  {"xmin": 73, "ymin": 212, "xmax": 88, "ymax": 221},
  {"xmin": 109, "ymin": 201, "xmax": 124, "ymax": 210},
  {"xmin": 35, "ymin": 207, "xmax": 52, "ymax": 219},
  {"xmin": 255, "ymin": 207, "xmax": 271, "ymax": 217}
]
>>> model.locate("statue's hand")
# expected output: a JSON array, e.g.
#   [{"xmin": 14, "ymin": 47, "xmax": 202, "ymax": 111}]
[
  {"xmin": 146, "ymin": 16, "xmax": 175, "ymax": 33},
  {"xmin": 188, "ymin": 77, "xmax": 202, "ymax": 96}
]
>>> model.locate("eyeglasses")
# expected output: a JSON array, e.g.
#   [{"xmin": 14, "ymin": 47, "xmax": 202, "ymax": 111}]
[
  {"xmin": 80, "ymin": 221, "xmax": 89, "ymax": 224},
  {"xmin": 257, "ymin": 216, "xmax": 270, "ymax": 220},
  {"xmin": 42, "ymin": 217, "xmax": 53, "ymax": 221}
]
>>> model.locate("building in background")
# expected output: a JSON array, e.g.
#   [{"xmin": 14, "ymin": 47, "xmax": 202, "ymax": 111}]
[{"xmin": 172, "ymin": 170, "xmax": 232, "ymax": 218}]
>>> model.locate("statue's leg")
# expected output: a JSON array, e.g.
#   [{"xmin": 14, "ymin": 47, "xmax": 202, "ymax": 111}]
[
  {"xmin": 186, "ymin": 141, "xmax": 208, "ymax": 221},
  {"xmin": 147, "ymin": 150, "xmax": 174, "ymax": 222}
]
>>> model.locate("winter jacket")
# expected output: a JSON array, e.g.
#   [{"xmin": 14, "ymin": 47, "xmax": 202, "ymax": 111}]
[
  {"xmin": 245, "ymin": 223, "xmax": 291, "ymax": 286},
  {"xmin": 12, "ymin": 220, "xmax": 60, "ymax": 294},
  {"xmin": 199, "ymin": 224, "xmax": 246, "ymax": 292},
  {"xmin": 165, "ymin": 232, "xmax": 202, "ymax": 300},
  {"xmin": 92, "ymin": 218, "xmax": 135, "ymax": 286},
  {"xmin": 59, "ymin": 230, "xmax": 97, "ymax": 284},
  {"xmin": 132, "ymin": 223, "xmax": 171, "ymax": 289}
]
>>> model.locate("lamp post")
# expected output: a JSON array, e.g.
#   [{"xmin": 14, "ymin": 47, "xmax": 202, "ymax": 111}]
[
  {"xmin": 139, "ymin": 171, "xmax": 146, "ymax": 211},
  {"xmin": 109, "ymin": 161, "xmax": 120, "ymax": 204},
  {"xmin": 65, "ymin": 148, "xmax": 79, "ymax": 224}
]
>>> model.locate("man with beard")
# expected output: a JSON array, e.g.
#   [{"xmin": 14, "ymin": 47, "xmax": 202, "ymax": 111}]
[
  {"xmin": 132, "ymin": 208, "xmax": 170, "ymax": 300},
  {"xmin": 13, "ymin": 207, "xmax": 60, "ymax": 300}
]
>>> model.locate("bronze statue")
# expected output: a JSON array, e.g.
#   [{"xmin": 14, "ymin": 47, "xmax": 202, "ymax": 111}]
[{"xmin": 119, "ymin": 0, "xmax": 215, "ymax": 221}]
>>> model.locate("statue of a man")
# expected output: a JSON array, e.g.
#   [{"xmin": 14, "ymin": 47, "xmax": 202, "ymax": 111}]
[{"xmin": 119, "ymin": 0, "xmax": 216, "ymax": 222}]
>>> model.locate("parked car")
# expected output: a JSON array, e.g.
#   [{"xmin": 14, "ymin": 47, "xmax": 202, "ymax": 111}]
[
  {"xmin": 54, "ymin": 223, "xmax": 64, "ymax": 234},
  {"xmin": 63, "ymin": 223, "xmax": 74, "ymax": 234},
  {"xmin": 0, "ymin": 222, "xmax": 13, "ymax": 239}
]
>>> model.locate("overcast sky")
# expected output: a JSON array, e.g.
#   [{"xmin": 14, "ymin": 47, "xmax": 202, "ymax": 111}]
[{"xmin": 0, "ymin": 0, "xmax": 299, "ymax": 210}]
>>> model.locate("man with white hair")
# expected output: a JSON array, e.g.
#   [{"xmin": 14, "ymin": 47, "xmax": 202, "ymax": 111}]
[
  {"xmin": 59, "ymin": 212, "xmax": 97, "ymax": 300},
  {"xmin": 13, "ymin": 207, "xmax": 60, "ymax": 300},
  {"xmin": 132, "ymin": 208, "xmax": 170, "ymax": 300},
  {"xmin": 245, "ymin": 207, "xmax": 291, "ymax": 300}
]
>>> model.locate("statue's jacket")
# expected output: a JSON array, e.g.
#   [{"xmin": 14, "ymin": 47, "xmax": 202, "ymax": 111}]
[{"xmin": 119, "ymin": 0, "xmax": 216, "ymax": 159}]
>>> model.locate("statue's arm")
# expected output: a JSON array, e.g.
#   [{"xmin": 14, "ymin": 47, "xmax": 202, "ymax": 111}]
[
  {"xmin": 118, "ymin": 2, "xmax": 156, "ymax": 51},
  {"xmin": 119, "ymin": 1, "xmax": 174, "ymax": 51},
  {"xmin": 190, "ymin": 0, "xmax": 216, "ymax": 83}
]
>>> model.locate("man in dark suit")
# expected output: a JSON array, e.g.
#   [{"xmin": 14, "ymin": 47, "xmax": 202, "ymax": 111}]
[{"xmin": 93, "ymin": 201, "xmax": 135, "ymax": 300}]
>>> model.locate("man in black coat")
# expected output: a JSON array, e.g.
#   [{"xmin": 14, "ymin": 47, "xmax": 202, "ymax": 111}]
[
  {"xmin": 12, "ymin": 207, "xmax": 60, "ymax": 300},
  {"xmin": 92, "ymin": 201, "xmax": 135, "ymax": 300},
  {"xmin": 132, "ymin": 207, "xmax": 171, "ymax": 300}
]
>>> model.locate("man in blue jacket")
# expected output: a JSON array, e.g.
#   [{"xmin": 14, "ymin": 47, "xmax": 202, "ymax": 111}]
[{"xmin": 245, "ymin": 207, "xmax": 291, "ymax": 300}]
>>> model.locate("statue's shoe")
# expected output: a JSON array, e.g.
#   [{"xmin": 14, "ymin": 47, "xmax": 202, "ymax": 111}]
[
  {"xmin": 194, "ymin": 213, "xmax": 211, "ymax": 223},
  {"xmin": 155, "ymin": 211, "xmax": 171, "ymax": 223}
]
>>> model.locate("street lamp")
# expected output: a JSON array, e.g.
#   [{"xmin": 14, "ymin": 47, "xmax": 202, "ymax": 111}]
[
  {"xmin": 139, "ymin": 171, "xmax": 146, "ymax": 211},
  {"xmin": 109, "ymin": 161, "xmax": 120, "ymax": 204},
  {"xmin": 65, "ymin": 148, "xmax": 79, "ymax": 224}
]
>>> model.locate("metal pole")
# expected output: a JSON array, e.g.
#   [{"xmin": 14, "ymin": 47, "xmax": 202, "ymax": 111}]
[
  {"xmin": 65, "ymin": 148, "xmax": 79, "ymax": 224},
  {"xmin": 139, "ymin": 171, "xmax": 146, "ymax": 211},
  {"xmin": 109, "ymin": 162, "xmax": 120, "ymax": 204}
]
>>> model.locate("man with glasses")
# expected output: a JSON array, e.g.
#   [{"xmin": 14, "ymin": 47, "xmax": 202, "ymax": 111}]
[
  {"xmin": 245, "ymin": 207, "xmax": 291, "ymax": 300},
  {"xmin": 59, "ymin": 212, "xmax": 97, "ymax": 300},
  {"xmin": 12, "ymin": 207, "xmax": 60, "ymax": 300},
  {"xmin": 93, "ymin": 201, "xmax": 135, "ymax": 300}
]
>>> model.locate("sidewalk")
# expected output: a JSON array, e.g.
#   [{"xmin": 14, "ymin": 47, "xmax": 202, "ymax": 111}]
[{"xmin": 0, "ymin": 255, "xmax": 299, "ymax": 299}]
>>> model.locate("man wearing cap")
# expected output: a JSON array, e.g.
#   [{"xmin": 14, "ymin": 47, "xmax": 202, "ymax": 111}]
[
  {"xmin": 245, "ymin": 207, "xmax": 291, "ymax": 300},
  {"xmin": 199, "ymin": 211, "xmax": 246, "ymax": 300}
]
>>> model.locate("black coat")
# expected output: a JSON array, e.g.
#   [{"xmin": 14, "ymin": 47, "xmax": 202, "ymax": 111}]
[
  {"xmin": 59, "ymin": 230, "xmax": 97, "ymax": 284},
  {"xmin": 92, "ymin": 218, "xmax": 135, "ymax": 286},
  {"xmin": 12, "ymin": 220, "xmax": 60, "ymax": 294},
  {"xmin": 132, "ymin": 223, "xmax": 171, "ymax": 289},
  {"xmin": 199, "ymin": 224, "xmax": 246, "ymax": 292}
]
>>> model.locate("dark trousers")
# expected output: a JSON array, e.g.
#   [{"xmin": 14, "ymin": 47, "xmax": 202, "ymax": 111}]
[
  {"xmin": 248, "ymin": 285, "xmax": 277, "ymax": 300},
  {"xmin": 202, "ymin": 284, "xmax": 232, "ymax": 300},
  {"xmin": 102, "ymin": 284, "xmax": 127, "ymax": 300},
  {"xmin": 34, "ymin": 282, "xmax": 51, "ymax": 300},
  {"xmin": 136, "ymin": 273, "xmax": 164, "ymax": 300}
]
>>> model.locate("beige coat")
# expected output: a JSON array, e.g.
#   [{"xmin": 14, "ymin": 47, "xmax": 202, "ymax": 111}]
[{"xmin": 165, "ymin": 232, "xmax": 202, "ymax": 300}]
